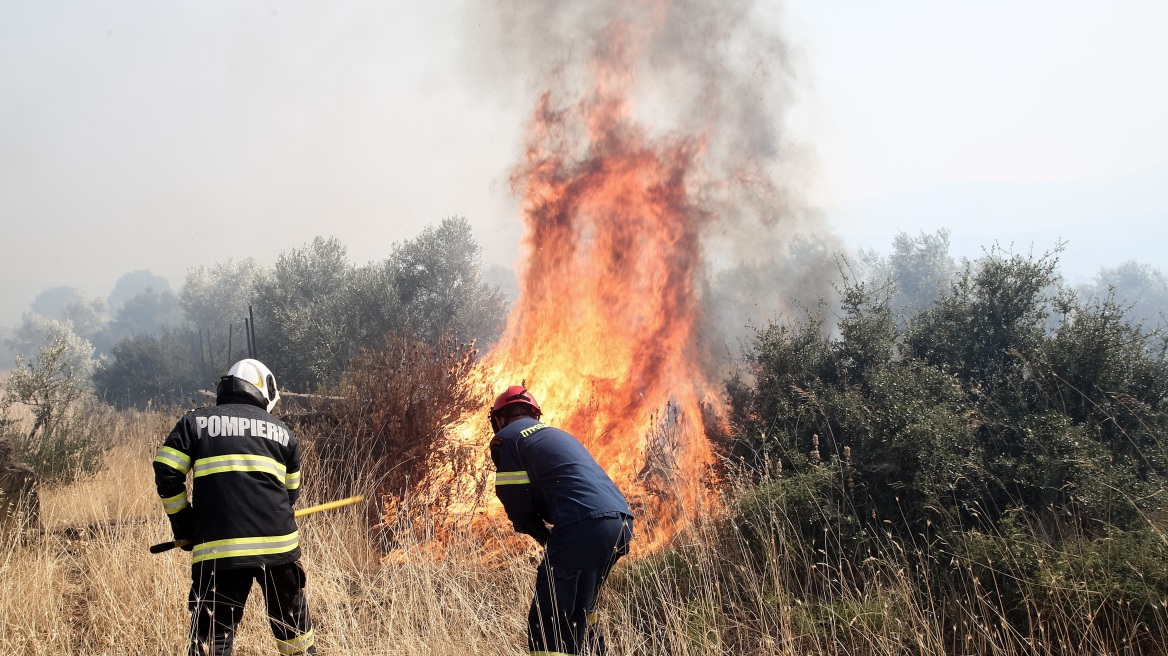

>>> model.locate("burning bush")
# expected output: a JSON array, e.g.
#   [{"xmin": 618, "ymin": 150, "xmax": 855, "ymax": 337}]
[{"xmin": 318, "ymin": 332, "xmax": 481, "ymax": 513}]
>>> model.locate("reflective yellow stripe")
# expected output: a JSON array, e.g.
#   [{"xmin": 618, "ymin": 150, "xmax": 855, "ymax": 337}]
[
  {"xmin": 160, "ymin": 491, "xmax": 189, "ymax": 515},
  {"xmin": 192, "ymin": 453, "xmax": 286, "ymax": 484},
  {"xmin": 154, "ymin": 446, "xmax": 191, "ymax": 474},
  {"xmin": 285, "ymin": 469, "xmax": 301, "ymax": 490},
  {"xmin": 191, "ymin": 531, "xmax": 299, "ymax": 564},
  {"xmin": 276, "ymin": 628, "xmax": 315, "ymax": 655},
  {"xmin": 495, "ymin": 471, "xmax": 531, "ymax": 485}
]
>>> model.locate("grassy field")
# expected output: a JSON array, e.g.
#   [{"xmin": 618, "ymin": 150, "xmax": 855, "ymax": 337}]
[
  {"xmin": 1, "ymin": 406, "xmax": 542, "ymax": 655},
  {"xmin": 2, "ymin": 406, "xmax": 1164, "ymax": 655}
]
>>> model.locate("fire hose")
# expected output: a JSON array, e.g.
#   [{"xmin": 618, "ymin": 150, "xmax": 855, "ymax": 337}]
[{"xmin": 148, "ymin": 495, "xmax": 365, "ymax": 554}]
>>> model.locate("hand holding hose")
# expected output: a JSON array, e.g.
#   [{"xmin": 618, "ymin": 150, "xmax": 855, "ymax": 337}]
[{"xmin": 149, "ymin": 495, "xmax": 365, "ymax": 554}]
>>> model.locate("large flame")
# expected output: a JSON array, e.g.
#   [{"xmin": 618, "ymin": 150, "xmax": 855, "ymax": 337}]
[
  {"xmin": 409, "ymin": 2, "xmax": 800, "ymax": 551},
  {"xmin": 417, "ymin": 18, "xmax": 727, "ymax": 551}
]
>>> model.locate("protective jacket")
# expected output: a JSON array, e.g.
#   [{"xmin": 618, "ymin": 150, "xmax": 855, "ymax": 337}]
[
  {"xmin": 153, "ymin": 402, "xmax": 303, "ymax": 569},
  {"xmin": 490, "ymin": 416, "xmax": 630, "ymax": 543}
]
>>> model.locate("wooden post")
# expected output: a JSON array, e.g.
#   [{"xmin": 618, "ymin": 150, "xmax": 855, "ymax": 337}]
[
  {"xmin": 248, "ymin": 305, "xmax": 258, "ymax": 359},
  {"xmin": 198, "ymin": 329, "xmax": 207, "ymax": 384}
]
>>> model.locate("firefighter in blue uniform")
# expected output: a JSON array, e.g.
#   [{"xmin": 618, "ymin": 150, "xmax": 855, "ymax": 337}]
[
  {"xmin": 489, "ymin": 385, "xmax": 634, "ymax": 655},
  {"xmin": 153, "ymin": 359, "xmax": 316, "ymax": 656}
]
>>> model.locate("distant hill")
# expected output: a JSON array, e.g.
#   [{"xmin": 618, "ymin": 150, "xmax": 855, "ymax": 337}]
[{"xmin": 832, "ymin": 161, "xmax": 1168, "ymax": 282}]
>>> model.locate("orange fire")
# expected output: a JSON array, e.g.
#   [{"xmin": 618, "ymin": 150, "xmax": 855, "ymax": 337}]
[{"xmin": 420, "ymin": 17, "xmax": 731, "ymax": 551}]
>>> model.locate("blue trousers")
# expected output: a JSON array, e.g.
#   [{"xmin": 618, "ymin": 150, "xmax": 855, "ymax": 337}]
[
  {"xmin": 528, "ymin": 514, "xmax": 633, "ymax": 655},
  {"xmin": 188, "ymin": 561, "xmax": 315, "ymax": 655}
]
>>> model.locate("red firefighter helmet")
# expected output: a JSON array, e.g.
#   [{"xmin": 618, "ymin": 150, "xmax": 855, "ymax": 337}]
[{"xmin": 489, "ymin": 385, "xmax": 542, "ymax": 420}]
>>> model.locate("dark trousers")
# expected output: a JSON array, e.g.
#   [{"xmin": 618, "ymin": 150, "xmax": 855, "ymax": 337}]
[
  {"xmin": 188, "ymin": 561, "xmax": 316, "ymax": 656},
  {"xmin": 529, "ymin": 514, "xmax": 633, "ymax": 655}
]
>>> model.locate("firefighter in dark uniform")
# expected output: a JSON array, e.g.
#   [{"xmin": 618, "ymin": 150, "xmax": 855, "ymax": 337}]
[
  {"xmin": 489, "ymin": 385, "xmax": 634, "ymax": 655},
  {"xmin": 153, "ymin": 359, "xmax": 316, "ymax": 656}
]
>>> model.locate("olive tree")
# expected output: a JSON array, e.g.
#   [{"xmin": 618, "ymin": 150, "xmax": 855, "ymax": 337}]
[
  {"xmin": 387, "ymin": 216, "xmax": 508, "ymax": 347},
  {"xmin": 251, "ymin": 237, "xmax": 365, "ymax": 391},
  {"xmin": 1, "ymin": 321, "xmax": 103, "ymax": 482},
  {"xmin": 1079, "ymin": 260, "xmax": 1168, "ymax": 331},
  {"xmin": 180, "ymin": 258, "xmax": 266, "ymax": 371}
]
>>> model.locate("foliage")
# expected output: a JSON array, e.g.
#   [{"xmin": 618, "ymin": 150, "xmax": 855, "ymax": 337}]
[
  {"xmin": 30, "ymin": 286, "xmax": 88, "ymax": 319},
  {"xmin": 705, "ymin": 233, "xmax": 843, "ymax": 351},
  {"xmin": 726, "ymin": 243, "xmax": 1168, "ymax": 647},
  {"xmin": 1079, "ymin": 260, "xmax": 1168, "ymax": 331},
  {"xmin": 857, "ymin": 229, "xmax": 959, "ymax": 325},
  {"xmin": 180, "ymin": 258, "xmax": 266, "ymax": 370},
  {"xmin": 904, "ymin": 245, "xmax": 1060, "ymax": 399},
  {"xmin": 251, "ymin": 223, "xmax": 507, "ymax": 392},
  {"xmin": 951, "ymin": 515, "xmax": 1168, "ymax": 653},
  {"xmin": 4, "ymin": 321, "xmax": 97, "ymax": 396},
  {"xmin": 386, "ymin": 216, "xmax": 508, "ymax": 347},
  {"xmin": 16, "ymin": 274, "xmax": 178, "ymax": 362},
  {"xmin": 11, "ymin": 281, "xmax": 113, "ymax": 355},
  {"xmin": 732, "ymin": 467, "xmax": 868, "ymax": 586},
  {"xmin": 482, "ymin": 264, "xmax": 519, "ymax": 305},
  {"xmin": 7, "ymin": 314, "xmax": 55, "ymax": 364},
  {"xmin": 251, "ymin": 237, "xmax": 376, "ymax": 391},
  {"xmin": 107, "ymin": 269, "xmax": 172, "ymax": 314},
  {"xmin": 9, "ymin": 304, "xmax": 109, "ymax": 363},
  {"xmin": 0, "ymin": 325, "xmax": 14, "ymax": 369},
  {"xmin": 92, "ymin": 329, "xmax": 203, "ymax": 410},
  {"xmin": 106, "ymin": 288, "xmax": 185, "ymax": 343},
  {"xmin": 0, "ymin": 324, "xmax": 104, "ymax": 483}
]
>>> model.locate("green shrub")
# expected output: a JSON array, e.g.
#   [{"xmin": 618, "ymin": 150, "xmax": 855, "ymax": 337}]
[
  {"xmin": 724, "ymin": 244, "xmax": 1168, "ymax": 649},
  {"xmin": 3, "ymin": 397, "xmax": 113, "ymax": 486},
  {"xmin": 951, "ymin": 514, "xmax": 1168, "ymax": 654},
  {"xmin": 2, "ymin": 337, "xmax": 107, "ymax": 485},
  {"xmin": 92, "ymin": 328, "xmax": 204, "ymax": 410}
]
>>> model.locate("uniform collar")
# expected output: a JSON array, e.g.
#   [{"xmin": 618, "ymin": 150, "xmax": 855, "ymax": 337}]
[{"xmin": 496, "ymin": 415, "xmax": 542, "ymax": 439}]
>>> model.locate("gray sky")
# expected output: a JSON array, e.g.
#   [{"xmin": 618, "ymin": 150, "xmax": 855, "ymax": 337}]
[
  {"xmin": 784, "ymin": 2, "xmax": 1168, "ymax": 278},
  {"xmin": 2, "ymin": 0, "xmax": 1166, "ymax": 325}
]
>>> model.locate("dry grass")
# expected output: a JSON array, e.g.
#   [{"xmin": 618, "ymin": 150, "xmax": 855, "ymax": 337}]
[
  {"xmin": 2, "ymin": 405, "xmax": 1164, "ymax": 655},
  {"xmin": 0, "ymin": 406, "xmax": 539, "ymax": 655}
]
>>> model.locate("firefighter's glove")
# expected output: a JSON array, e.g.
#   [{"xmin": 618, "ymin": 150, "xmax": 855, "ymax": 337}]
[{"xmin": 168, "ymin": 506, "xmax": 194, "ymax": 550}]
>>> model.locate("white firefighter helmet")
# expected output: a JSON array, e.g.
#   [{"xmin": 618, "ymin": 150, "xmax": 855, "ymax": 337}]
[{"xmin": 220, "ymin": 359, "xmax": 281, "ymax": 412}]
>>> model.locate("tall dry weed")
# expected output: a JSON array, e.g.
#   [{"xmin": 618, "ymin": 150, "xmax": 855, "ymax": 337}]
[{"xmin": 318, "ymin": 333, "xmax": 480, "ymax": 503}]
